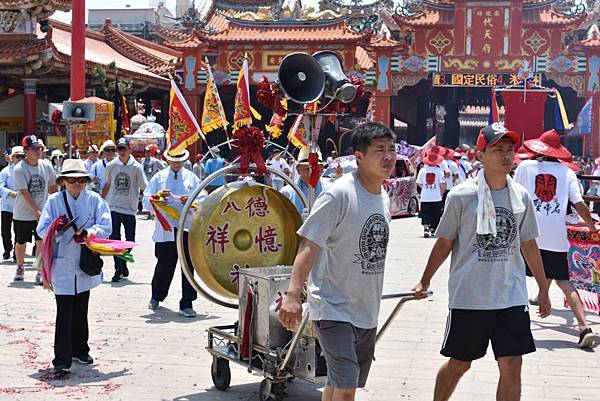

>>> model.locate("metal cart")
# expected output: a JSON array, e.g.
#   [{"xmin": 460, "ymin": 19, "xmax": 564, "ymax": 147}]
[{"xmin": 205, "ymin": 266, "xmax": 432, "ymax": 401}]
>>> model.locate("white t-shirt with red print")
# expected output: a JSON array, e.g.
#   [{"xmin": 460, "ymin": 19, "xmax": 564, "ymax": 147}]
[
  {"xmin": 514, "ymin": 159, "xmax": 583, "ymax": 252},
  {"xmin": 416, "ymin": 165, "xmax": 445, "ymax": 203}
]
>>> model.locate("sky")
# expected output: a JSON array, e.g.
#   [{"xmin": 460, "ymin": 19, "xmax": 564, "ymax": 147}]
[{"xmin": 52, "ymin": 0, "xmax": 322, "ymax": 24}]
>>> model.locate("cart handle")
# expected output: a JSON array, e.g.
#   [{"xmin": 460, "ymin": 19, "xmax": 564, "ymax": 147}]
[
  {"xmin": 278, "ymin": 290, "xmax": 433, "ymax": 373},
  {"xmin": 376, "ymin": 290, "xmax": 433, "ymax": 344}
]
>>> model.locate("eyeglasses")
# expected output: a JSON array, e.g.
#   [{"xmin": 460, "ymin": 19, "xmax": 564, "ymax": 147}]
[
  {"xmin": 104, "ymin": 148, "xmax": 116, "ymax": 153},
  {"xmin": 65, "ymin": 177, "xmax": 89, "ymax": 184}
]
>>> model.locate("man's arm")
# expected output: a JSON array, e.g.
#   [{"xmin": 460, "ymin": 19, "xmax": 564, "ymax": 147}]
[
  {"xmin": 520, "ymin": 239, "xmax": 551, "ymax": 318},
  {"xmin": 278, "ymin": 239, "xmax": 319, "ymax": 331},
  {"xmin": 101, "ymin": 182, "xmax": 110, "ymax": 199},
  {"xmin": 413, "ymin": 237, "xmax": 453, "ymax": 298},
  {"xmin": 19, "ymin": 189, "xmax": 41, "ymax": 220}
]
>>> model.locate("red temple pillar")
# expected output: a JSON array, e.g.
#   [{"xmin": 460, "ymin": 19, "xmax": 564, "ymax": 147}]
[
  {"xmin": 70, "ymin": 0, "xmax": 85, "ymax": 100},
  {"xmin": 22, "ymin": 78, "xmax": 37, "ymax": 135},
  {"xmin": 592, "ymin": 92, "xmax": 600, "ymax": 157}
]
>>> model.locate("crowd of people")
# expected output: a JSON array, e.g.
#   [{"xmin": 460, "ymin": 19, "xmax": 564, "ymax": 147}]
[{"xmin": 4, "ymin": 122, "xmax": 598, "ymax": 401}]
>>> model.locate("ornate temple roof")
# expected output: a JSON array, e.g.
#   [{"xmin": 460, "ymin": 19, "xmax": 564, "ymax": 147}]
[{"xmin": 0, "ymin": 0, "xmax": 71, "ymax": 17}]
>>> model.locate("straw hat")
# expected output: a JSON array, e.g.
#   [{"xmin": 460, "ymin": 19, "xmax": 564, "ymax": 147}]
[
  {"xmin": 298, "ymin": 146, "xmax": 323, "ymax": 165},
  {"xmin": 10, "ymin": 146, "xmax": 24, "ymax": 157},
  {"xmin": 164, "ymin": 148, "xmax": 190, "ymax": 162},
  {"xmin": 524, "ymin": 129, "xmax": 571, "ymax": 159},
  {"xmin": 560, "ymin": 155, "xmax": 580, "ymax": 172},
  {"xmin": 100, "ymin": 140, "xmax": 116, "ymax": 152},
  {"xmin": 51, "ymin": 149, "xmax": 64, "ymax": 159},
  {"xmin": 57, "ymin": 159, "xmax": 91, "ymax": 180}
]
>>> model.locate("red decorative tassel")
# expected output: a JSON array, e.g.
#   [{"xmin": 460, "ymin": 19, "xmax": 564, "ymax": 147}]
[
  {"xmin": 308, "ymin": 152, "xmax": 321, "ymax": 188},
  {"xmin": 233, "ymin": 126, "xmax": 266, "ymax": 175}
]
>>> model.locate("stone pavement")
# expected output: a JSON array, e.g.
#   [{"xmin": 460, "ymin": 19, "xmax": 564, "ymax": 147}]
[{"xmin": 0, "ymin": 215, "xmax": 599, "ymax": 401}]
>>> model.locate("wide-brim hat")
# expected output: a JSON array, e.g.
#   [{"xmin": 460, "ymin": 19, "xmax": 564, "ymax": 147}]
[
  {"xmin": 164, "ymin": 148, "xmax": 190, "ymax": 162},
  {"xmin": 297, "ymin": 146, "xmax": 324, "ymax": 165},
  {"xmin": 51, "ymin": 149, "xmax": 64, "ymax": 159},
  {"xmin": 100, "ymin": 140, "xmax": 116, "ymax": 152},
  {"xmin": 516, "ymin": 146, "xmax": 537, "ymax": 160},
  {"xmin": 524, "ymin": 129, "xmax": 571, "ymax": 159},
  {"xmin": 594, "ymin": 157, "xmax": 600, "ymax": 166},
  {"xmin": 423, "ymin": 152, "xmax": 444, "ymax": 166},
  {"xmin": 57, "ymin": 159, "xmax": 91, "ymax": 179},
  {"xmin": 10, "ymin": 146, "xmax": 24, "ymax": 157},
  {"xmin": 560, "ymin": 156, "xmax": 580, "ymax": 172}
]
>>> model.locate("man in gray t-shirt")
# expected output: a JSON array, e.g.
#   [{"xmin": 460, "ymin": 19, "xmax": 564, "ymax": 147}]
[
  {"xmin": 413, "ymin": 123, "xmax": 551, "ymax": 401},
  {"xmin": 13, "ymin": 135, "xmax": 57, "ymax": 284},
  {"xmin": 278, "ymin": 123, "xmax": 396, "ymax": 401}
]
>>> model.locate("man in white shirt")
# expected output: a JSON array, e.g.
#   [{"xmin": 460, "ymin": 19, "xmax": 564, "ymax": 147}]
[
  {"xmin": 0, "ymin": 146, "xmax": 24, "ymax": 260},
  {"xmin": 416, "ymin": 151, "xmax": 447, "ymax": 238},
  {"xmin": 267, "ymin": 151, "xmax": 291, "ymax": 191},
  {"xmin": 84, "ymin": 145, "xmax": 99, "ymax": 173},
  {"xmin": 142, "ymin": 148, "xmax": 203, "ymax": 317},
  {"xmin": 89, "ymin": 140, "xmax": 116, "ymax": 193},
  {"xmin": 514, "ymin": 129, "xmax": 597, "ymax": 348}
]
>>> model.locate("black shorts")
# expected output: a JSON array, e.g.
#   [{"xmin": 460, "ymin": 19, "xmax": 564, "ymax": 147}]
[
  {"xmin": 525, "ymin": 249, "xmax": 569, "ymax": 280},
  {"xmin": 13, "ymin": 219, "xmax": 42, "ymax": 244},
  {"xmin": 419, "ymin": 201, "xmax": 443, "ymax": 227},
  {"xmin": 441, "ymin": 306, "xmax": 535, "ymax": 361}
]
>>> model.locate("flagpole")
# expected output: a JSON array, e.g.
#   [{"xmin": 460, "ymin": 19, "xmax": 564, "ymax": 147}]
[{"xmin": 169, "ymin": 80, "xmax": 211, "ymax": 151}]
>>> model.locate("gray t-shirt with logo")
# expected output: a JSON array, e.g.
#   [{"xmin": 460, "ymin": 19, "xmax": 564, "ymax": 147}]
[
  {"xmin": 298, "ymin": 172, "xmax": 391, "ymax": 329},
  {"xmin": 13, "ymin": 160, "xmax": 56, "ymax": 221},
  {"xmin": 436, "ymin": 181, "xmax": 539, "ymax": 310},
  {"xmin": 105, "ymin": 156, "xmax": 147, "ymax": 215}
]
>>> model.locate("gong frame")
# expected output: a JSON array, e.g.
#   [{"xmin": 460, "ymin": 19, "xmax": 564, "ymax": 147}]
[{"xmin": 177, "ymin": 163, "xmax": 308, "ymax": 308}]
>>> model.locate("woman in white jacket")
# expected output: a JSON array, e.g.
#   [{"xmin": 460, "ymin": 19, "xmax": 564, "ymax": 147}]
[{"xmin": 37, "ymin": 159, "xmax": 112, "ymax": 376}]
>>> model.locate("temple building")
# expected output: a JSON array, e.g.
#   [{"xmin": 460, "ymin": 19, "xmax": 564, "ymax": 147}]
[
  {"xmin": 159, "ymin": 0, "xmax": 600, "ymax": 156},
  {"xmin": 0, "ymin": 0, "xmax": 179, "ymax": 150}
]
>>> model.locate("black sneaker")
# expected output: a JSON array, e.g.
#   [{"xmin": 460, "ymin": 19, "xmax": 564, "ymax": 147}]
[
  {"xmin": 111, "ymin": 273, "xmax": 123, "ymax": 283},
  {"xmin": 53, "ymin": 365, "xmax": 71, "ymax": 376},
  {"xmin": 578, "ymin": 328, "xmax": 595, "ymax": 348},
  {"xmin": 122, "ymin": 266, "xmax": 129, "ymax": 278},
  {"xmin": 424, "ymin": 228, "xmax": 430, "ymax": 238},
  {"xmin": 73, "ymin": 354, "xmax": 94, "ymax": 364},
  {"xmin": 3, "ymin": 251, "xmax": 9, "ymax": 260}
]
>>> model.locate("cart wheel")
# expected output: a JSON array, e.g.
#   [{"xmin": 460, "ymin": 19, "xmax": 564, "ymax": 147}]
[
  {"xmin": 407, "ymin": 197, "xmax": 418, "ymax": 217},
  {"xmin": 211, "ymin": 357, "xmax": 231, "ymax": 390},
  {"xmin": 259, "ymin": 379, "xmax": 272, "ymax": 401},
  {"xmin": 272, "ymin": 381, "xmax": 287, "ymax": 400}
]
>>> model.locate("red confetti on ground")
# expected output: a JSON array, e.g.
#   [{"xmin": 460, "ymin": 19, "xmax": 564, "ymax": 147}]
[
  {"xmin": 56, "ymin": 387, "xmax": 89, "ymax": 396},
  {"xmin": 0, "ymin": 323, "xmax": 25, "ymax": 333},
  {"xmin": 0, "ymin": 388, "xmax": 24, "ymax": 394},
  {"xmin": 100, "ymin": 382, "xmax": 121, "ymax": 394}
]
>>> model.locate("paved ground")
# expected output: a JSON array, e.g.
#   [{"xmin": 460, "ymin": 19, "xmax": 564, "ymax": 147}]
[{"xmin": 0, "ymin": 215, "xmax": 599, "ymax": 401}]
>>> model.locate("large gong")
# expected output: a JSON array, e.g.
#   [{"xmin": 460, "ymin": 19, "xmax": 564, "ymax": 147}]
[{"xmin": 188, "ymin": 181, "xmax": 302, "ymax": 307}]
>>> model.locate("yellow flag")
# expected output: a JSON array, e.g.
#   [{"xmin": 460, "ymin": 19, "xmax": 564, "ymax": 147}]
[{"xmin": 201, "ymin": 68, "xmax": 228, "ymax": 133}]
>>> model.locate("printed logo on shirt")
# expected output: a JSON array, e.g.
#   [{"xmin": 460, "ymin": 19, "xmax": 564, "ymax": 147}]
[
  {"xmin": 114, "ymin": 172, "xmax": 131, "ymax": 195},
  {"xmin": 473, "ymin": 207, "xmax": 517, "ymax": 262},
  {"xmin": 533, "ymin": 173, "xmax": 560, "ymax": 215},
  {"xmin": 28, "ymin": 174, "xmax": 45, "ymax": 197},
  {"xmin": 426, "ymin": 173, "xmax": 436, "ymax": 186},
  {"xmin": 354, "ymin": 214, "xmax": 389, "ymax": 275}
]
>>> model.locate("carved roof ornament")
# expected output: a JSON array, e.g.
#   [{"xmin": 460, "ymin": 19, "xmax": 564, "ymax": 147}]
[
  {"xmin": 395, "ymin": 0, "xmax": 427, "ymax": 18},
  {"xmin": 553, "ymin": 0, "xmax": 587, "ymax": 17}
]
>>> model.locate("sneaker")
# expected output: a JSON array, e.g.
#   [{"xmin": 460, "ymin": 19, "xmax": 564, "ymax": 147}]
[
  {"xmin": 35, "ymin": 273, "xmax": 43, "ymax": 286},
  {"xmin": 578, "ymin": 328, "xmax": 595, "ymax": 348},
  {"xmin": 423, "ymin": 228, "xmax": 430, "ymax": 238},
  {"xmin": 13, "ymin": 266, "xmax": 24, "ymax": 281},
  {"xmin": 72, "ymin": 354, "xmax": 94, "ymax": 364},
  {"xmin": 53, "ymin": 365, "xmax": 71, "ymax": 376},
  {"xmin": 179, "ymin": 308, "xmax": 197, "ymax": 318},
  {"xmin": 122, "ymin": 266, "xmax": 129, "ymax": 278},
  {"xmin": 111, "ymin": 273, "xmax": 123, "ymax": 283},
  {"xmin": 148, "ymin": 298, "xmax": 159, "ymax": 310},
  {"xmin": 3, "ymin": 251, "xmax": 10, "ymax": 260}
]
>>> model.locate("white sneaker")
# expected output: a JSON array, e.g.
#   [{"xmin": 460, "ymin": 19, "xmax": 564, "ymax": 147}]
[
  {"xmin": 179, "ymin": 308, "xmax": 197, "ymax": 318},
  {"xmin": 35, "ymin": 273, "xmax": 43, "ymax": 286},
  {"xmin": 13, "ymin": 266, "xmax": 24, "ymax": 281}
]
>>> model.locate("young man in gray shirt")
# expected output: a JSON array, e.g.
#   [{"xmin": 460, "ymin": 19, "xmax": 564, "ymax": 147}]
[
  {"xmin": 278, "ymin": 122, "xmax": 396, "ymax": 401},
  {"xmin": 413, "ymin": 123, "xmax": 551, "ymax": 401},
  {"xmin": 13, "ymin": 135, "xmax": 57, "ymax": 283},
  {"xmin": 102, "ymin": 137, "xmax": 147, "ymax": 282}
]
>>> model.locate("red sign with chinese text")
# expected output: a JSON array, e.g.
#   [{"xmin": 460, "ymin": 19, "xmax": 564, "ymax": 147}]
[{"xmin": 469, "ymin": 7, "xmax": 505, "ymax": 57}]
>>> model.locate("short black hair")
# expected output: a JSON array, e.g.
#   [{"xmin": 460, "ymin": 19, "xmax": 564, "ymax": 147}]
[{"xmin": 351, "ymin": 122, "xmax": 396, "ymax": 154}]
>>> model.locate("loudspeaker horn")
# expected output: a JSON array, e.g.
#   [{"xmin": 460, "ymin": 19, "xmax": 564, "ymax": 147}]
[
  {"xmin": 62, "ymin": 101, "xmax": 96, "ymax": 122},
  {"xmin": 278, "ymin": 53, "xmax": 325, "ymax": 104},
  {"xmin": 313, "ymin": 50, "xmax": 356, "ymax": 104}
]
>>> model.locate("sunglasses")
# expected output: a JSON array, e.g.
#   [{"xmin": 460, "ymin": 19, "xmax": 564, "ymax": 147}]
[
  {"xmin": 104, "ymin": 148, "xmax": 116, "ymax": 153},
  {"xmin": 65, "ymin": 177, "xmax": 89, "ymax": 184},
  {"xmin": 15, "ymin": 155, "xmax": 25, "ymax": 159}
]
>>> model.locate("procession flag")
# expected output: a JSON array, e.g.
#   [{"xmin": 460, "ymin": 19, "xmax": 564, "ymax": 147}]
[
  {"xmin": 232, "ymin": 56, "xmax": 261, "ymax": 132},
  {"xmin": 288, "ymin": 114, "xmax": 309, "ymax": 149},
  {"xmin": 553, "ymin": 88, "xmax": 574, "ymax": 131},
  {"xmin": 201, "ymin": 60, "xmax": 229, "ymax": 133},
  {"xmin": 488, "ymin": 89, "xmax": 500, "ymax": 124},
  {"xmin": 167, "ymin": 80, "xmax": 205, "ymax": 153},
  {"xmin": 120, "ymin": 95, "xmax": 130, "ymax": 135},
  {"xmin": 568, "ymin": 96, "xmax": 592, "ymax": 136}
]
